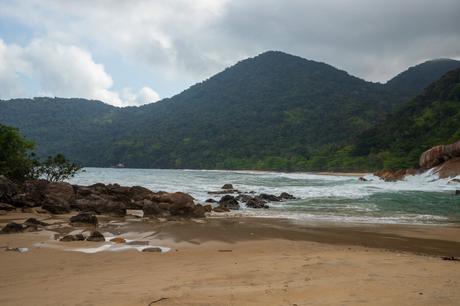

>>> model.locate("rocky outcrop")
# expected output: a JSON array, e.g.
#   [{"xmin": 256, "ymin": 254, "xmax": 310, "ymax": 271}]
[
  {"xmin": 433, "ymin": 157, "xmax": 460, "ymax": 179},
  {"xmin": 0, "ymin": 179, "xmax": 207, "ymax": 219},
  {"xmin": 420, "ymin": 140, "xmax": 460, "ymax": 169}
]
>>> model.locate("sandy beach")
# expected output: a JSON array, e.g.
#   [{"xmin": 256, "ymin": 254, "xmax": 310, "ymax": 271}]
[{"xmin": 1, "ymin": 213, "xmax": 460, "ymax": 306}]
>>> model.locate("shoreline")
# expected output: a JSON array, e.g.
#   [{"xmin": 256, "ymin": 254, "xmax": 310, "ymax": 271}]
[{"xmin": 1, "ymin": 214, "xmax": 460, "ymax": 305}]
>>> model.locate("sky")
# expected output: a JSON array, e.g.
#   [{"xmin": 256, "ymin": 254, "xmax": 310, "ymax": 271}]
[{"xmin": 0, "ymin": 0, "xmax": 459, "ymax": 107}]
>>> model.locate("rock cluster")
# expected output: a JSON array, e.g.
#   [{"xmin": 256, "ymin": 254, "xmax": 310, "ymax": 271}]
[
  {"xmin": 211, "ymin": 189, "xmax": 296, "ymax": 212},
  {"xmin": 0, "ymin": 178, "xmax": 208, "ymax": 219}
]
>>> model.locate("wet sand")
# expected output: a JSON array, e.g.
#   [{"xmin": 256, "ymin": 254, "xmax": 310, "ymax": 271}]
[{"xmin": 1, "ymin": 214, "xmax": 460, "ymax": 305}]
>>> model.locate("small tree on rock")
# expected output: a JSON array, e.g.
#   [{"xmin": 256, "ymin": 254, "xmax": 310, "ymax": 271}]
[{"xmin": 37, "ymin": 154, "xmax": 82, "ymax": 182}]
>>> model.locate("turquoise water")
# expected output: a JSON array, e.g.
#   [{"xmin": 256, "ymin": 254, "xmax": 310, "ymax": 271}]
[{"xmin": 69, "ymin": 168, "xmax": 460, "ymax": 225}]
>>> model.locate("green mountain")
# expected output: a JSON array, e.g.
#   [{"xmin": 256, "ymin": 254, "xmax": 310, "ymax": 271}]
[
  {"xmin": 1, "ymin": 51, "xmax": 459, "ymax": 171},
  {"xmin": 386, "ymin": 58, "xmax": 460, "ymax": 96},
  {"xmin": 350, "ymin": 68, "xmax": 460, "ymax": 170}
]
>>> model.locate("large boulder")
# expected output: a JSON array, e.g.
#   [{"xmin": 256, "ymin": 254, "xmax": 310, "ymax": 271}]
[
  {"xmin": 41, "ymin": 182, "xmax": 75, "ymax": 214},
  {"xmin": 420, "ymin": 140, "xmax": 460, "ymax": 169},
  {"xmin": 160, "ymin": 192, "xmax": 196, "ymax": 216},
  {"xmin": 218, "ymin": 195, "xmax": 240, "ymax": 210},
  {"xmin": 433, "ymin": 157, "xmax": 460, "ymax": 179}
]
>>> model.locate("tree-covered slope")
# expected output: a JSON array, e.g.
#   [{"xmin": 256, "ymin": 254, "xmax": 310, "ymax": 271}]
[
  {"xmin": 102, "ymin": 51, "xmax": 407, "ymax": 169},
  {"xmin": 0, "ymin": 98, "xmax": 122, "ymax": 165},
  {"xmin": 1, "ymin": 51, "xmax": 459, "ymax": 171},
  {"xmin": 351, "ymin": 68, "xmax": 460, "ymax": 170},
  {"xmin": 386, "ymin": 58, "xmax": 460, "ymax": 96}
]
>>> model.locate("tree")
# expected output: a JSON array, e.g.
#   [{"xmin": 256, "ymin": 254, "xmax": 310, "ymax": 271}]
[
  {"xmin": 36, "ymin": 154, "xmax": 82, "ymax": 182},
  {"xmin": 0, "ymin": 124, "xmax": 36, "ymax": 181}
]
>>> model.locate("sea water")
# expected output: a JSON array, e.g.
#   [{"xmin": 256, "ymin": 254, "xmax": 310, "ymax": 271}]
[{"xmin": 69, "ymin": 168, "xmax": 460, "ymax": 225}]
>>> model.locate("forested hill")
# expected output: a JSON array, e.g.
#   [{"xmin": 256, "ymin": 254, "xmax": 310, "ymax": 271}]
[
  {"xmin": 386, "ymin": 59, "xmax": 460, "ymax": 96},
  {"xmin": 349, "ymin": 68, "xmax": 460, "ymax": 170},
  {"xmin": 1, "ymin": 51, "xmax": 459, "ymax": 170}
]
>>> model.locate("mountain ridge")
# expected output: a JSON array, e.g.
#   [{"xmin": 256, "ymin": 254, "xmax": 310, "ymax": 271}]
[{"xmin": 1, "ymin": 51, "xmax": 460, "ymax": 171}]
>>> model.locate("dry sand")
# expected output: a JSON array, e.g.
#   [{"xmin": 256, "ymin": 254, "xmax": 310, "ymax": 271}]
[{"xmin": 1, "ymin": 214, "xmax": 460, "ymax": 306}]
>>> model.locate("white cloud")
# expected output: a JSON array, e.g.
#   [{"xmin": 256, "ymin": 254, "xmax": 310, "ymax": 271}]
[
  {"xmin": 0, "ymin": 39, "xmax": 160, "ymax": 106},
  {"xmin": 0, "ymin": 0, "xmax": 459, "ymax": 98},
  {"xmin": 121, "ymin": 86, "xmax": 161, "ymax": 107}
]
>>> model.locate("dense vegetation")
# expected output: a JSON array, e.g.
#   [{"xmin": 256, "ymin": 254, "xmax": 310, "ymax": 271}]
[
  {"xmin": 0, "ymin": 124, "xmax": 81, "ymax": 182},
  {"xmin": 349, "ymin": 68, "xmax": 460, "ymax": 170},
  {"xmin": 1, "ymin": 51, "xmax": 460, "ymax": 172}
]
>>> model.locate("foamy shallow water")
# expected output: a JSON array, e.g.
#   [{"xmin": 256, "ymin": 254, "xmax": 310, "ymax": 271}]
[{"xmin": 68, "ymin": 168, "xmax": 460, "ymax": 225}]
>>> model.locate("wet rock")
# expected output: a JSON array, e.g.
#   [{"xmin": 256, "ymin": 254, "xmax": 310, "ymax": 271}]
[
  {"xmin": 86, "ymin": 231, "xmax": 105, "ymax": 242},
  {"xmin": 203, "ymin": 204, "xmax": 212, "ymax": 212},
  {"xmin": 374, "ymin": 169, "xmax": 407, "ymax": 182},
  {"xmin": 142, "ymin": 247, "xmax": 162, "ymax": 252},
  {"xmin": 258, "ymin": 193, "xmax": 281, "ymax": 202},
  {"xmin": 218, "ymin": 195, "xmax": 240, "ymax": 210},
  {"xmin": 0, "ymin": 203, "xmax": 15, "ymax": 211},
  {"xmin": 70, "ymin": 213, "xmax": 98, "ymax": 225},
  {"xmin": 448, "ymin": 178, "xmax": 460, "ymax": 184},
  {"xmin": 456, "ymin": 190, "xmax": 460, "ymax": 196},
  {"xmin": 208, "ymin": 190, "xmax": 236, "ymax": 195},
  {"xmin": 191, "ymin": 204, "xmax": 207, "ymax": 218},
  {"xmin": 279, "ymin": 192, "xmax": 296, "ymax": 200},
  {"xmin": 221, "ymin": 184, "xmax": 234, "ymax": 190},
  {"xmin": 127, "ymin": 240, "xmax": 149, "ymax": 246},
  {"xmin": 205, "ymin": 198, "xmax": 217, "ymax": 203},
  {"xmin": 213, "ymin": 206, "xmax": 230, "ymax": 213},
  {"xmin": 358, "ymin": 177, "xmax": 368, "ymax": 182},
  {"xmin": 110, "ymin": 237, "xmax": 126, "ymax": 244},
  {"xmin": 1, "ymin": 222, "xmax": 25, "ymax": 234},
  {"xmin": 246, "ymin": 197, "xmax": 269, "ymax": 209},
  {"xmin": 60, "ymin": 234, "xmax": 85, "ymax": 242},
  {"xmin": 236, "ymin": 194, "xmax": 252, "ymax": 202},
  {"xmin": 24, "ymin": 218, "xmax": 49, "ymax": 227}
]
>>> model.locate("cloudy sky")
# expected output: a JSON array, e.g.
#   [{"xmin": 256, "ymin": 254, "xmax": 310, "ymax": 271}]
[{"xmin": 1, "ymin": 0, "xmax": 459, "ymax": 107}]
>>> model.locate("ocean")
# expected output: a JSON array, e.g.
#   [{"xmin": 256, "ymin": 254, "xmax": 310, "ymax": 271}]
[{"xmin": 69, "ymin": 168, "xmax": 460, "ymax": 225}]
